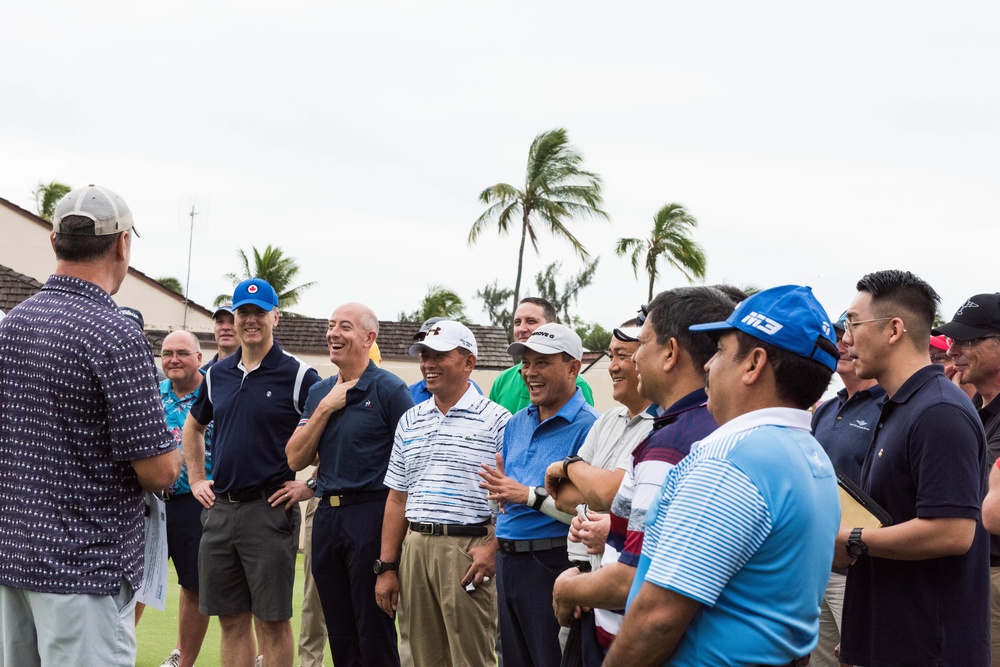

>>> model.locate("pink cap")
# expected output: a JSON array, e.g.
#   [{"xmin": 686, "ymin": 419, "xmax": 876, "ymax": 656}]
[{"xmin": 929, "ymin": 335, "xmax": 950, "ymax": 352}]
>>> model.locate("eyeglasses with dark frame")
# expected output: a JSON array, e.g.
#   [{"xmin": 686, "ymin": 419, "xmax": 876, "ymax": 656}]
[{"xmin": 161, "ymin": 350, "xmax": 197, "ymax": 359}]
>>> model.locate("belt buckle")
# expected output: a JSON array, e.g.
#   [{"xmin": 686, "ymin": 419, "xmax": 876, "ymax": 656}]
[
  {"xmin": 416, "ymin": 521, "xmax": 435, "ymax": 535},
  {"xmin": 328, "ymin": 495, "xmax": 342, "ymax": 508}
]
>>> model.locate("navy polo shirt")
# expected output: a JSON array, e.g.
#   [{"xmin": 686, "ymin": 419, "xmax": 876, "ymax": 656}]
[
  {"xmin": 190, "ymin": 341, "xmax": 320, "ymax": 494},
  {"xmin": 841, "ymin": 364, "xmax": 990, "ymax": 667},
  {"xmin": 811, "ymin": 384, "xmax": 885, "ymax": 484},
  {"xmin": 496, "ymin": 388, "xmax": 600, "ymax": 541},
  {"xmin": 308, "ymin": 360, "xmax": 414, "ymax": 495}
]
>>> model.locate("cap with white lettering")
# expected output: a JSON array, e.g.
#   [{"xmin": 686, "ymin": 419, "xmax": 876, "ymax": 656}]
[{"xmin": 690, "ymin": 284, "xmax": 837, "ymax": 371}]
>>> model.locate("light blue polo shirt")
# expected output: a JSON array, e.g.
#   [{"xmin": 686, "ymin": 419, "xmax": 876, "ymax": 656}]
[
  {"xmin": 628, "ymin": 408, "xmax": 840, "ymax": 666},
  {"xmin": 495, "ymin": 388, "xmax": 599, "ymax": 541}
]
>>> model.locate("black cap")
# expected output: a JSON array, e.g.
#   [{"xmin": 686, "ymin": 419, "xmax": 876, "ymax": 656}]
[
  {"xmin": 933, "ymin": 293, "xmax": 1000, "ymax": 341},
  {"xmin": 412, "ymin": 316, "xmax": 445, "ymax": 341}
]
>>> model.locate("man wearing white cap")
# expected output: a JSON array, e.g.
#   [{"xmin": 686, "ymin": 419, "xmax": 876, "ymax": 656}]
[
  {"xmin": 0, "ymin": 185, "xmax": 180, "ymax": 665},
  {"xmin": 479, "ymin": 323, "xmax": 600, "ymax": 667},
  {"xmin": 374, "ymin": 321, "xmax": 511, "ymax": 666}
]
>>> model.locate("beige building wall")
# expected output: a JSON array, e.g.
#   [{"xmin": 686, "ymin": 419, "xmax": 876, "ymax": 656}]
[{"xmin": 0, "ymin": 202, "xmax": 215, "ymax": 333}]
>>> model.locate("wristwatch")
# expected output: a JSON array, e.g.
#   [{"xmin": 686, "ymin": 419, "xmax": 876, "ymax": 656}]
[
  {"xmin": 531, "ymin": 486, "xmax": 549, "ymax": 511},
  {"xmin": 305, "ymin": 477, "xmax": 317, "ymax": 493},
  {"xmin": 845, "ymin": 527, "xmax": 868, "ymax": 559},
  {"xmin": 373, "ymin": 559, "xmax": 398, "ymax": 575},
  {"xmin": 563, "ymin": 455, "xmax": 584, "ymax": 478}
]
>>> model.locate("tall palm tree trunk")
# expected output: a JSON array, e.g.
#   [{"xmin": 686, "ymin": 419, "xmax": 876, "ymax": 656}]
[
  {"xmin": 647, "ymin": 273, "xmax": 656, "ymax": 302},
  {"xmin": 511, "ymin": 212, "xmax": 530, "ymax": 326}
]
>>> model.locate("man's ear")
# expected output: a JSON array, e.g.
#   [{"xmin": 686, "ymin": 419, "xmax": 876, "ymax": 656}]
[
  {"xmin": 661, "ymin": 338, "xmax": 679, "ymax": 373},
  {"xmin": 741, "ymin": 347, "xmax": 769, "ymax": 387}
]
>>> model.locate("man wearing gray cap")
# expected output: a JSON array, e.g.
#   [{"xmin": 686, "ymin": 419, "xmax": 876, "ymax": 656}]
[
  {"xmin": 479, "ymin": 323, "xmax": 600, "ymax": 667},
  {"xmin": 203, "ymin": 303, "xmax": 240, "ymax": 369},
  {"xmin": 0, "ymin": 185, "xmax": 180, "ymax": 665},
  {"xmin": 376, "ymin": 320, "xmax": 511, "ymax": 666}
]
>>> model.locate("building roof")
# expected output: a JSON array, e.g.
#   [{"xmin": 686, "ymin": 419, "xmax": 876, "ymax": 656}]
[
  {"xmin": 0, "ymin": 195, "xmax": 217, "ymax": 319},
  {"xmin": 0, "ymin": 265, "xmax": 44, "ymax": 312},
  {"xmin": 271, "ymin": 317, "xmax": 513, "ymax": 370}
]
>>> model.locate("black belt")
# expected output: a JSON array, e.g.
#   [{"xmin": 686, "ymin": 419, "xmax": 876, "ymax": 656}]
[
  {"xmin": 408, "ymin": 520, "xmax": 490, "ymax": 537},
  {"xmin": 758, "ymin": 658, "xmax": 809, "ymax": 667},
  {"xmin": 497, "ymin": 537, "xmax": 564, "ymax": 554},
  {"xmin": 323, "ymin": 490, "xmax": 388, "ymax": 508},
  {"xmin": 217, "ymin": 487, "xmax": 281, "ymax": 503}
]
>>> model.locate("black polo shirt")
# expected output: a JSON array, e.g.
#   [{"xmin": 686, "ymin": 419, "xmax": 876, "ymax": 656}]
[
  {"xmin": 811, "ymin": 384, "xmax": 886, "ymax": 485},
  {"xmin": 306, "ymin": 360, "xmax": 414, "ymax": 495},
  {"xmin": 974, "ymin": 393, "xmax": 1000, "ymax": 566},
  {"xmin": 191, "ymin": 341, "xmax": 320, "ymax": 494},
  {"xmin": 841, "ymin": 364, "xmax": 990, "ymax": 667}
]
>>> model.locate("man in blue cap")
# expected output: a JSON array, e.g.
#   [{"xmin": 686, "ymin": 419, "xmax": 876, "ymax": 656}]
[
  {"xmin": 184, "ymin": 278, "xmax": 322, "ymax": 667},
  {"xmin": 605, "ymin": 285, "xmax": 841, "ymax": 667}
]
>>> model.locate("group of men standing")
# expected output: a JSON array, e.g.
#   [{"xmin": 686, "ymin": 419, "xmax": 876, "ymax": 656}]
[{"xmin": 2, "ymin": 182, "xmax": 1000, "ymax": 667}]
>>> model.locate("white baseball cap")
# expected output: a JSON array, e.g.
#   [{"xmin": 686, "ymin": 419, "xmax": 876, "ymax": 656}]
[
  {"xmin": 408, "ymin": 320, "xmax": 478, "ymax": 356},
  {"xmin": 52, "ymin": 185, "xmax": 138, "ymax": 237}
]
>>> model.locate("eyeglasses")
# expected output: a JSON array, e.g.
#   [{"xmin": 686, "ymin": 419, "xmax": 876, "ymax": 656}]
[
  {"xmin": 842, "ymin": 317, "xmax": 894, "ymax": 334},
  {"xmin": 161, "ymin": 350, "xmax": 197, "ymax": 359},
  {"xmin": 950, "ymin": 336, "xmax": 1000, "ymax": 351},
  {"xmin": 929, "ymin": 352, "xmax": 950, "ymax": 364}
]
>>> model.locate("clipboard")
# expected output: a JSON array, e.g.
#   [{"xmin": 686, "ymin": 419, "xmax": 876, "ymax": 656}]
[{"xmin": 836, "ymin": 468, "xmax": 892, "ymax": 529}]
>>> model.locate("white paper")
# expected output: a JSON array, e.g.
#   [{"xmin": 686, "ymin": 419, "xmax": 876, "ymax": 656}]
[{"xmin": 135, "ymin": 492, "xmax": 169, "ymax": 610}]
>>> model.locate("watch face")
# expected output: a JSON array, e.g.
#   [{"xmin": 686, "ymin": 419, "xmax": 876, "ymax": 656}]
[{"xmin": 847, "ymin": 543, "xmax": 864, "ymax": 558}]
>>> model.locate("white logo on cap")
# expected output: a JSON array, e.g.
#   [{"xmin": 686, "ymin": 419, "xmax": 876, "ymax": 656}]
[
  {"xmin": 956, "ymin": 300, "xmax": 979, "ymax": 316},
  {"xmin": 741, "ymin": 311, "xmax": 783, "ymax": 335},
  {"xmin": 248, "ymin": 285, "xmax": 259, "ymax": 294},
  {"xmin": 822, "ymin": 321, "xmax": 831, "ymax": 336}
]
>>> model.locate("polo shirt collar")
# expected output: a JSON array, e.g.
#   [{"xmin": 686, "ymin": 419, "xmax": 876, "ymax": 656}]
[
  {"xmin": 229, "ymin": 340, "xmax": 285, "ymax": 372},
  {"xmin": 885, "ymin": 364, "xmax": 944, "ymax": 405},
  {"xmin": 653, "ymin": 387, "xmax": 708, "ymax": 430},
  {"xmin": 160, "ymin": 374, "xmax": 205, "ymax": 401},
  {"xmin": 419, "ymin": 381, "xmax": 480, "ymax": 417},
  {"xmin": 527, "ymin": 386, "xmax": 587, "ymax": 425},
  {"xmin": 349, "ymin": 359, "xmax": 380, "ymax": 392},
  {"xmin": 701, "ymin": 406, "xmax": 812, "ymax": 445},
  {"xmin": 44, "ymin": 274, "xmax": 116, "ymax": 309}
]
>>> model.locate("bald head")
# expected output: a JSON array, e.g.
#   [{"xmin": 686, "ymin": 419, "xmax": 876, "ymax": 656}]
[
  {"xmin": 161, "ymin": 330, "xmax": 203, "ymax": 392},
  {"xmin": 328, "ymin": 302, "xmax": 379, "ymax": 373},
  {"xmin": 163, "ymin": 330, "xmax": 201, "ymax": 351}
]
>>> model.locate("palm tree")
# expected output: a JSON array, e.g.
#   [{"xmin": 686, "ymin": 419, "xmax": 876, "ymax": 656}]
[
  {"xmin": 215, "ymin": 245, "xmax": 316, "ymax": 309},
  {"xmin": 469, "ymin": 128, "xmax": 608, "ymax": 320},
  {"xmin": 157, "ymin": 276, "xmax": 184, "ymax": 295},
  {"xmin": 400, "ymin": 285, "xmax": 468, "ymax": 323},
  {"xmin": 33, "ymin": 181, "xmax": 72, "ymax": 221},
  {"xmin": 615, "ymin": 203, "xmax": 708, "ymax": 302}
]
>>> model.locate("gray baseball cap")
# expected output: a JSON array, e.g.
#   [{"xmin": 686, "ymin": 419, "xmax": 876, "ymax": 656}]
[{"xmin": 52, "ymin": 185, "xmax": 138, "ymax": 237}]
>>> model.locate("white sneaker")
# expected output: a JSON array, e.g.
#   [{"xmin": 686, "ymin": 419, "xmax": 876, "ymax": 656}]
[
  {"xmin": 159, "ymin": 649, "xmax": 181, "ymax": 667},
  {"xmin": 256, "ymin": 655, "xmax": 263, "ymax": 667}
]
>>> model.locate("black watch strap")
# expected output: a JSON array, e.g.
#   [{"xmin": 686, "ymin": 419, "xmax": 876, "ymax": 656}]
[
  {"xmin": 531, "ymin": 486, "xmax": 547, "ymax": 511},
  {"xmin": 373, "ymin": 559, "xmax": 398, "ymax": 575},
  {"xmin": 563, "ymin": 455, "xmax": 584, "ymax": 479}
]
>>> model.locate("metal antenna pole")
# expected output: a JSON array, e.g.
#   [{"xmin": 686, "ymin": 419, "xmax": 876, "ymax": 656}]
[{"xmin": 183, "ymin": 204, "xmax": 197, "ymax": 328}]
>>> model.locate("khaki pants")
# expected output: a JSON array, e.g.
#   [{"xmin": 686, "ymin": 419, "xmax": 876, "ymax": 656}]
[
  {"xmin": 814, "ymin": 572, "xmax": 845, "ymax": 667},
  {"xmin": 298, "ymin": 497, "xmax": 327, "ymax": 667},
  {"xmin": 400, "ymin": 528, "xmax": 497, "ymax": 667}
]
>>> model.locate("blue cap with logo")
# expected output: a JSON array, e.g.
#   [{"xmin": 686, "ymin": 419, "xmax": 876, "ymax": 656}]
[
  {"xmin": 232, "ymin": 278, "xmax": 279, "ymax": 312},
  {"xmin": 689, "ymin": 284, "xmax": 838, "ymax": 371}
]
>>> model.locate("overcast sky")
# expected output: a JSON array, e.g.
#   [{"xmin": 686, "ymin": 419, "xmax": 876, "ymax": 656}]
[{"xmin": 3, "ymin": 2, "xmax": 998, "ymax": 328}]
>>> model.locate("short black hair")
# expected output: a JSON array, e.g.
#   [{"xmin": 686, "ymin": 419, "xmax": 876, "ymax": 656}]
[
  {"xmin": 52, "ymin": 215, "xmax": 120, "ymax": 262},
  {"xmin": 733, "ymin": 331, "xmax": 832, "ymax": 409},
  {"xmin": 856, "ymin": 270, "xmax": 940, "ymax": 341},
  {"xmin": 519, "ymin": 297, "xmax": 558, "ymax": 324},
  {"xmin": 708, "ymin": 284, "xmax": 750, "ymax": 305},
  {"xmin": 647, "ymin": 286, "xmax": 739, "ymax": 373}
]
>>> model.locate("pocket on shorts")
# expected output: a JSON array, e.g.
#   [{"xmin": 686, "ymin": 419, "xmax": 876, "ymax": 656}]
[{"xmin": 113, "ymin": 578, "xmax": 136, "ymax": 615}]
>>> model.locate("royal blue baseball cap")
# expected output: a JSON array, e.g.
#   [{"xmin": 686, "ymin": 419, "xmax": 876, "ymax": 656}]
[
  {"xmin": 832, "ymin": 310, "xmax": 848, "ymax": 334},
  {"xmin": 232, "ymin": 278, "xmax": 279, "ymax": 312},
  {"xmin": 689, "ymin": 284, "xmax": 838, "ymax": 371}
]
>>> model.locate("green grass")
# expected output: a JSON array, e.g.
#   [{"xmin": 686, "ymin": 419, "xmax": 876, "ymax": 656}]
[{"xmin": 136, "ymin": 554, "xmax": 334, "ymax": 667}]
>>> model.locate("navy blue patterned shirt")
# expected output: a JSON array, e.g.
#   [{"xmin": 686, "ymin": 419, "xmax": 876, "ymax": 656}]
[{"xmin": 0, "ymin": 275, "xmax": 175, "ymax": 594}]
